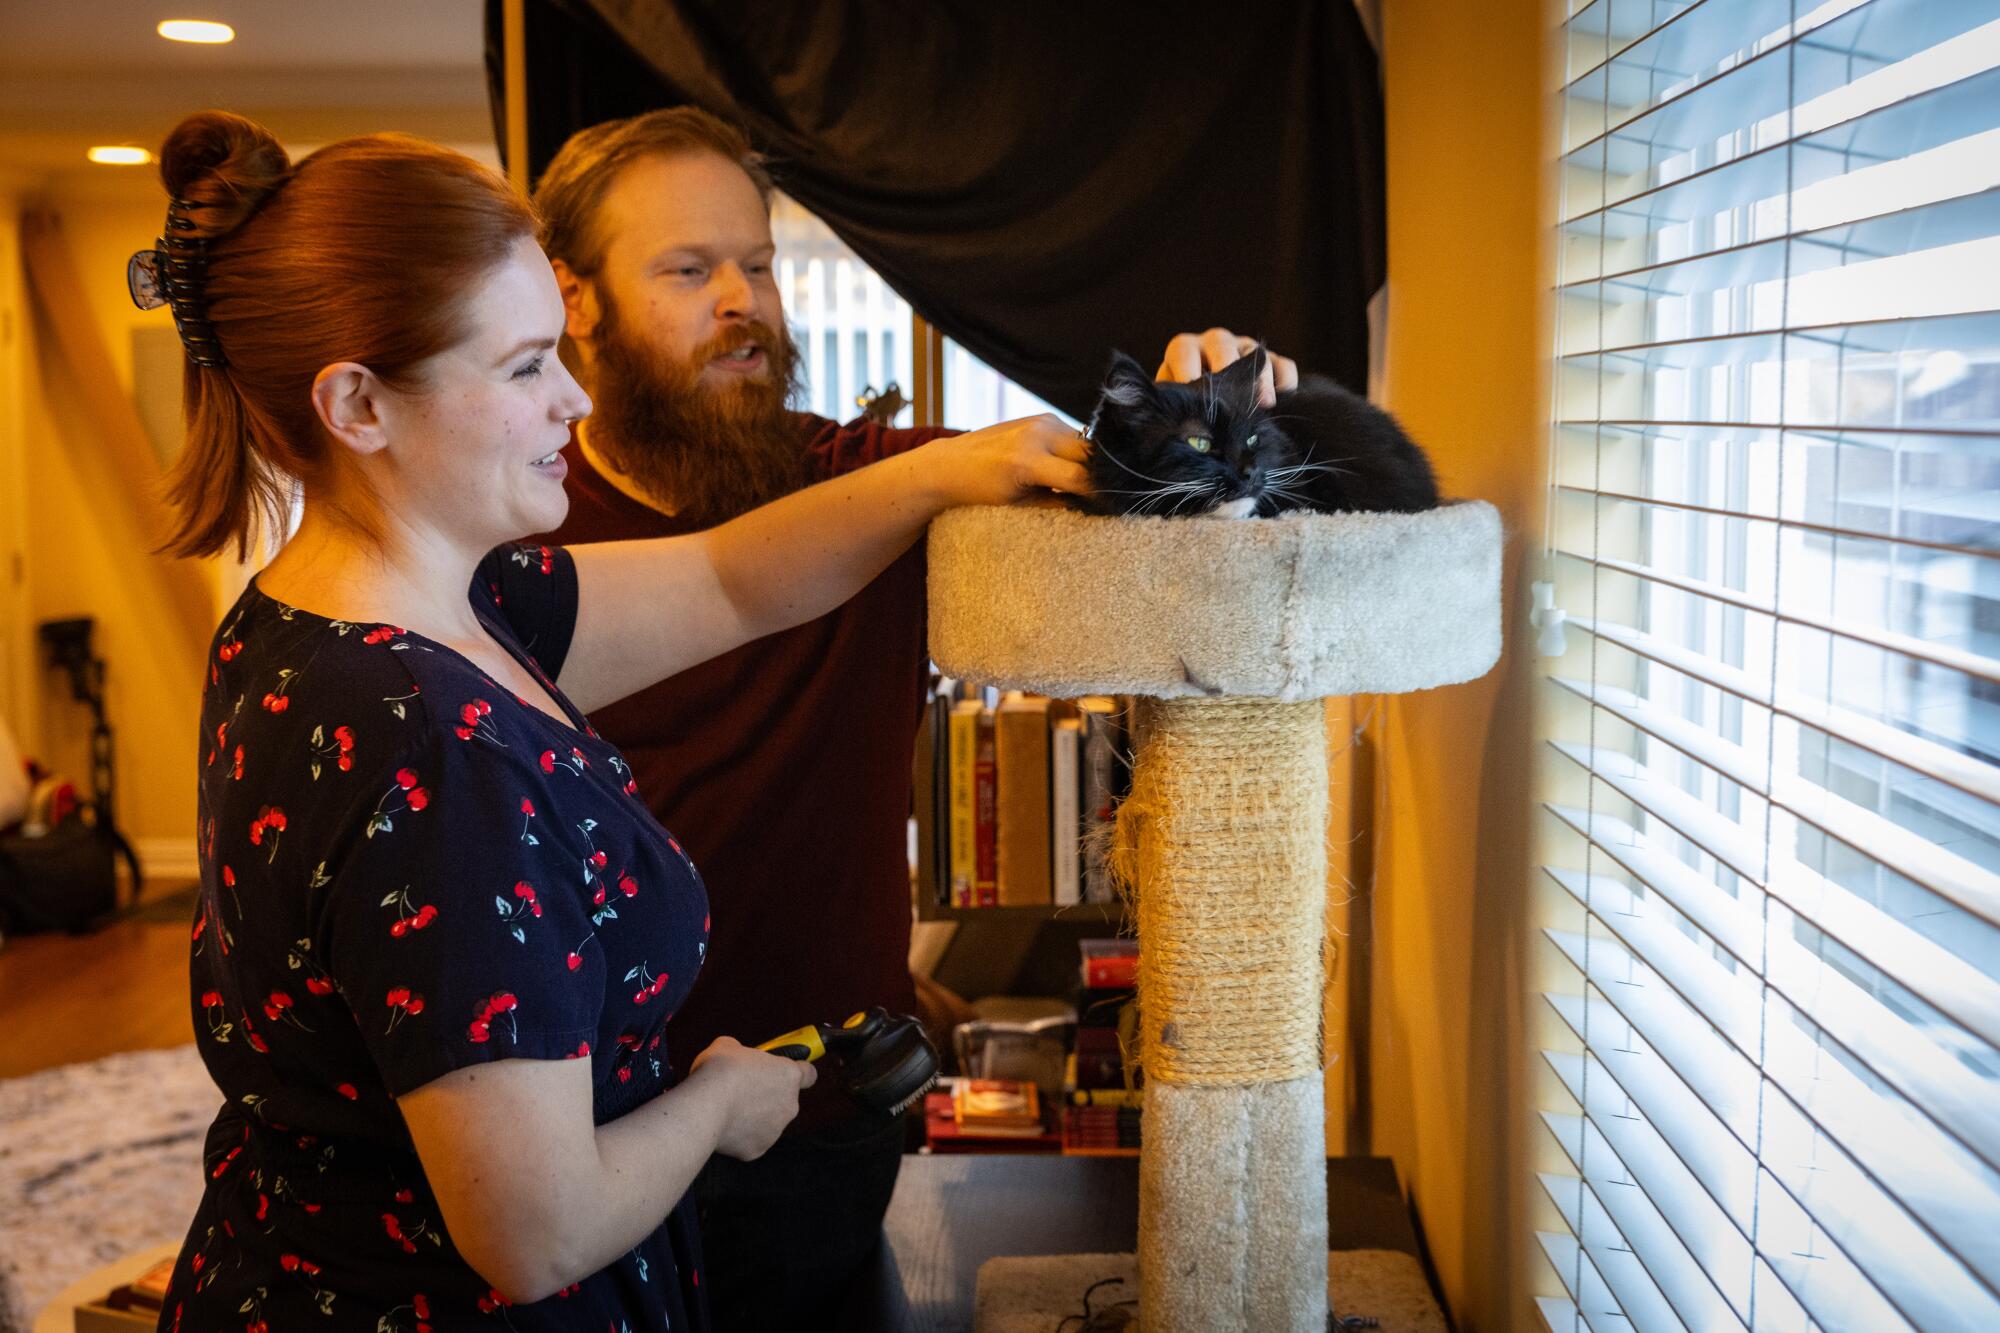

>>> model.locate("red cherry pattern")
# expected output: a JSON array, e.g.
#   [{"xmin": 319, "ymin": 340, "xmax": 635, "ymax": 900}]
[
  {"xmin": 465, "ymin": 992, "xmax": 518, "ymax": 1043},
  {"xmin": 247, "ymin": 807, "xmax": 287, "ymax": 846},
  {"xmin": 380, "ymin": 1212, "xmax": 418, "ymax": 1255}
]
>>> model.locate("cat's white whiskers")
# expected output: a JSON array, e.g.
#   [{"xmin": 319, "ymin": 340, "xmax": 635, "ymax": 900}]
[
  {"xmin": 1135, "ymin": 481, "xmax": 1219, "ymax": 515},
  {"xmin": 1093, "ymin": 449, "xmax": 1188, "ymax": 488},
  {"xmin": 1266, "ymin": 461, "xmax": 1351, "ymax": 481}
]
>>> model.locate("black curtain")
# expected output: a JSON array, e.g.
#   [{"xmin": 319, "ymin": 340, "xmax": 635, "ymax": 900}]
[{"xmin": 485, "ymin": 1, "xmax": 1384, "ymax": 421}]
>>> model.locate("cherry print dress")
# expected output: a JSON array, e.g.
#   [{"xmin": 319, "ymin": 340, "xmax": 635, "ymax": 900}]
[{"xmin": 160, "ymin": 544, "xmax": 712, "ymax": 1333}]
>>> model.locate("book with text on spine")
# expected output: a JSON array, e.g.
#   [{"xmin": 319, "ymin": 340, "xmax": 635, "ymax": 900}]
[
  {"xmin": 1051, "ymin": 716, "xmax": 1083, "ymax": 906},
  {"xmin": 947, "ymin": 699, "xmax": 981, "ymax": 906},
  {"xmin": 995, "ymin": 693, "xmax": 1051, "ymax": 905}
]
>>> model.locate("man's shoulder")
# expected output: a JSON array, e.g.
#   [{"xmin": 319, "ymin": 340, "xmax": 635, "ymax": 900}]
[
  {"xmin": 798, "ymin": 412, "xmax": 961, "ymax": 478},
  {"xmin": 545, "ymin": 436, "xmax": 680, "ymax": 543}
]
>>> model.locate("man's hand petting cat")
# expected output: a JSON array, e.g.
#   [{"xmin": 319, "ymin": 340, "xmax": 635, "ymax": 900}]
[
  {"xmin": 917, "ymin": 413, "xmax": 1092, "ymax": 507},
  {"xmin": 1156, "ymin": 328, "xmax": 1300, "ymax": 407}
]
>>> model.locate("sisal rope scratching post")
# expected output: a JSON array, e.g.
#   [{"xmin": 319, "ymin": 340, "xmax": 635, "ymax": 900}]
[
  {"xmin": 1121, "ymin": 696, "xmax": 1330, "ymax": 1329},
  {"xmin": 929, "ymin": 502, "xmax": 1501, "ymax": 1332}
]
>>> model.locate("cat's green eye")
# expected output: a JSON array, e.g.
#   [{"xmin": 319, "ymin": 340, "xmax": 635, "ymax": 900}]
[
  {"xmin": 1188, "ymin": 436, "xmax": 1211, "ymax": 453},
  {"xmin": 1245, "ymin": 433, "xmax": 1259, "ymax": 448}
]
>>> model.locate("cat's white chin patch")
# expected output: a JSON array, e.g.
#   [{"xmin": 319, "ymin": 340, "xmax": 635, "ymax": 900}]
[{"xmin": 1207, "ymin": 498, "xmax": 1259, "ymax": 519}]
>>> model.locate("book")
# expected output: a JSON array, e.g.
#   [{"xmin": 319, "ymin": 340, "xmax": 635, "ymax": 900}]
[
  {"xmin": 947, "ymin": 700, "xmax": 981, "ymax": 906},
  {"xmin": 1050, "ymin": 716, "xmax": 1083, "ymax": 905},
  {"xmin": 1079, "ymin": 938, "xmax": 1138, "ymax": 988},
  {"xmin": 1077, "ymin": 697, "xmax": 1121, "ymax": 903},
  {"xmin": 995, "ymin": 693, "xmax": 1052, "ymax": 905},
  {"xmin": 954, "ymin": 1077, "xmax": 1042, "ymax": 1129},
  {"xmin": 973, "ymin": 705, "xmax": 998, "ymax": 906},
  {"xmin": 913, "ymin": 690, "xmax": 944, "ymax": 904},
  {"xmin": 925, "ymin": 1091, "xmax": 1060, "ymax": 1153}
]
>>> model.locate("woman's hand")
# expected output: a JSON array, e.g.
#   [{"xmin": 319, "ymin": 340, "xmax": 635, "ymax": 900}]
[
  {"xmin": 688, "ymin": 1036, "xmax": 816, "ymax": 1160},
  {"xmin": 917, "ymin": 413, "xmax": 1092, "ymax": 508}
]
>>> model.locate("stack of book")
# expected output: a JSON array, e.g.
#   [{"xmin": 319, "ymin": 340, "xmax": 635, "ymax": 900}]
[
  {"xmin": 1064, "ymin": 938, "xmax": 1142, "ymax": 1155},
  {"xmin": 923, "ymin": 1077, "xmax": 1060, "ymax": 1154},
  {"xmin": 1062, "ymin": 1089, "xmax": 1143, "ymax": 1154},
  {"xmin": 912, "ymin": 681, "xmax": 1131, "ymax": 908}
]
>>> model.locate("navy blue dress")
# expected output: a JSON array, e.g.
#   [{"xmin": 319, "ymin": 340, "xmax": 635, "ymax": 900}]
[{"xmin": 161, "ymin": 544, "xmax": 711, "ymax": 1333}]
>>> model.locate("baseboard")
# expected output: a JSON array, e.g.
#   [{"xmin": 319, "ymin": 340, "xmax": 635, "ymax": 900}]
[{"xmin": 128, "ymin": 836, "xmax": 199, "ymax": 889}]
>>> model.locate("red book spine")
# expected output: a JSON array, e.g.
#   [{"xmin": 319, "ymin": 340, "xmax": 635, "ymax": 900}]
[
  {"xmin": 1082, "ymin": 956, "xmax": 1138, "ymax": 988},
  {"xmin": 973, "ymin": 711, "xmax": 998, "ymax": 906}
]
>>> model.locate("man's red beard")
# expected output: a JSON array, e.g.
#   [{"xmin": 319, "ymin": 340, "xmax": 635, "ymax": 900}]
[{"xmin": 584, "ymin": 292, "xmax": 809, "ymax": 527}]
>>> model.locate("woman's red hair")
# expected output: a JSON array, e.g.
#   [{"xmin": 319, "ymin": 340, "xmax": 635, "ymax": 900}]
[{"xmin": 155, "ymin": 111, "xmax": 538, "ymax": 558}]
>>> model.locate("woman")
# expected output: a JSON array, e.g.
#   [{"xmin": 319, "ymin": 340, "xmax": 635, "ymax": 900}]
[{"xmin": 146, "ymin": 111, "xmax": 1086, "ymax": 1331}]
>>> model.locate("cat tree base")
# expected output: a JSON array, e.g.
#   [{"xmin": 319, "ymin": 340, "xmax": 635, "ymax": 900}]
[{"xmin": 971, "ymin": 1250, "xmax": 1449, "ymax": 1333}]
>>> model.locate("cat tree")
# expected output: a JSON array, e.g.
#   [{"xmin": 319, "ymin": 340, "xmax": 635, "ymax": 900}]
[{"xmin": 927, "ymin": 500, "xmax": 1502, "ymax": 1331}]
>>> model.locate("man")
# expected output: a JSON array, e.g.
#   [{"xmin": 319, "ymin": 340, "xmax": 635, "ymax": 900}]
[{"xmin": 532, "ymin": 107, "xmax": 1294, "ymax": 1327}]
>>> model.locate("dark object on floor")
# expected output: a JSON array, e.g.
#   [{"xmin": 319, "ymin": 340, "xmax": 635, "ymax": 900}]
[
  {"xmin": 0, "ymin": 819, "xmax": 127, "ymax": 936},
  {"xmin": 0, "ymin": 619, "xmax": 141, "ymax": 938}
]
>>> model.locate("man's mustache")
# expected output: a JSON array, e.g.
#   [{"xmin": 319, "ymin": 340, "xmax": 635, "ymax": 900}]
[{"xmin": 692, "ymin": 323, "xmax": 776, "ymax": 364}]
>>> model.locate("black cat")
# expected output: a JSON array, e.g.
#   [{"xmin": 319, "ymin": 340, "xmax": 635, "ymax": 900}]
[{"xmin": 1072, "ymin": 348, "xmax": 1439, "ymax": 518}]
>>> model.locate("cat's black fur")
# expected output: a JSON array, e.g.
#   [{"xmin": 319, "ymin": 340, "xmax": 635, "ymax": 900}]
[{"xmin": 1072, "ymin": 349, "xmax": 1439, "ymax": 518}]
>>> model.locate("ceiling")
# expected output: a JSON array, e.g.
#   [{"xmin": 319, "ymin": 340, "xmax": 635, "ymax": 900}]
[{"xmin": 0, "ymin": 0, "xmax": 495, "ymax": 195}]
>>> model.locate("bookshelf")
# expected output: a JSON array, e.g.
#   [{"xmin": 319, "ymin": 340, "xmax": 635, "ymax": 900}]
[
  {"xmin": 909, "ymin": 678, "xmax": 1135, "ymax": 922},
  {"xmin": 915, "ymin": 899, "xmax": 1123, "ymax": 924}
]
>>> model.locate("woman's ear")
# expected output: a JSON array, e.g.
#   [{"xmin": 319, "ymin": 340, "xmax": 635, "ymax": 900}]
[{"xmin": 310, "ymin": 362, "xmax": 392, "ymax": 457}]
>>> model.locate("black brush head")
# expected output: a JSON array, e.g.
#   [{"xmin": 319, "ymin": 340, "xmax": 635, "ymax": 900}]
[{"xmin": 843, "ymin": 1017, "xmax": 940, "ymax": 1116}]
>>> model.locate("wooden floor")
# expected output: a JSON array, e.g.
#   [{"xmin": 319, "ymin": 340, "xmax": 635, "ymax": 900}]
[{"xmin": 0, "ymin": 885, "xmax": 195, "ymax": 1079}]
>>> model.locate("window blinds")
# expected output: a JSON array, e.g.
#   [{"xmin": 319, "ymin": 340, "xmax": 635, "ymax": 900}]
[{"xmin": 1539, "ymin": 1, "xmax": 2000, "ymax": 1330}]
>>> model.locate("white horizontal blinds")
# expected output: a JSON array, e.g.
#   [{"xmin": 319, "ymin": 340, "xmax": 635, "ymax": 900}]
[{"xmin": 1539, "ymin": 1, "xmax": 2000, "ymax": 1331}]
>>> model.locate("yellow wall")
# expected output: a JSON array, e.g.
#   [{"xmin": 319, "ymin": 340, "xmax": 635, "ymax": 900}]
[
  {"xmin": 0, "ymin": 198, "xmax": 37, "ymax": 755},
  {"xmin": 7, "ymin": 190, "xmax": 208, "ymax": 872},
  {"xmin": 1365, "ymin": 2, "xmax": 1553, "ymax": 1328}
]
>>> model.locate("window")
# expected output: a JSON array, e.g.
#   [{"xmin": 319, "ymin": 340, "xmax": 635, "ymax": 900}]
[
  {"xmin": 771, "ymin": 196, "xmax": 1074, "ymax": 430},
  {"xmin": 1538, "ymin": 2, "xmax": 2000, "ymax": 1330}
]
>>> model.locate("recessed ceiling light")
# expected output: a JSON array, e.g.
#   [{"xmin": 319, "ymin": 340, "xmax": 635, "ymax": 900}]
[
  {"xmin": 88, "ymin": 146, "xmax": 154, "ymax": 166},
  {"xmin": 157, "ymin": 19, "xmax": 235, "ymax": 44}
]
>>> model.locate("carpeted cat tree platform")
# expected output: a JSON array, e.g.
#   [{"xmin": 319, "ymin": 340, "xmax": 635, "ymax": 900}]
[{"xmin": 928, "ymin": 501, "xmax": 1502, "ymax": 1332}]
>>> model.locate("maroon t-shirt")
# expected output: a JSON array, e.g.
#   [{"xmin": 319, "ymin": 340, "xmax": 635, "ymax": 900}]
[{"xmin": 542, "ymin": 414, "xmax": 955, "ymax": 1130}]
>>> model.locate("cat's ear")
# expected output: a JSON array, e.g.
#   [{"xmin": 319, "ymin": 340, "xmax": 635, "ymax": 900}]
[
  {"xmin": 1100, "ymin": 351, "xmax": 1158, "ymax": 409},
  {"xmin": 1208, "ymin": 343, "xmax": 1268, "ymax": 409}
]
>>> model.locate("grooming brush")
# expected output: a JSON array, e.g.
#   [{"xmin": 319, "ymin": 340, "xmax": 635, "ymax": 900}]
[{"xmin": 756, "ymin": 1007, "xmax": 941, "ymax": 1116}]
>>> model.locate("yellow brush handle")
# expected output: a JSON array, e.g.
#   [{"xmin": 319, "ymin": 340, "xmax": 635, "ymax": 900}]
[{"xmin": 756, "ymin": 1024, "xmax": 827, "ymax": 1062}]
